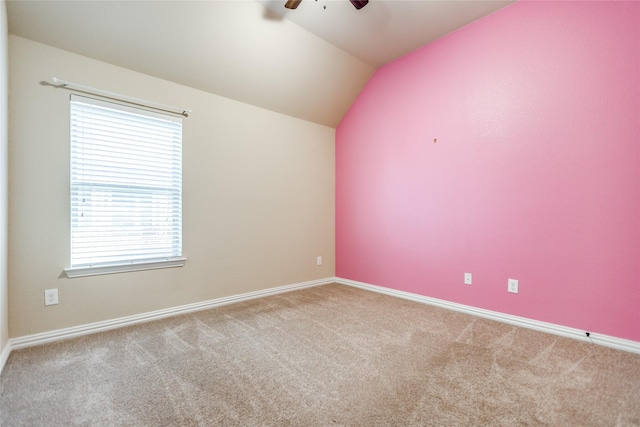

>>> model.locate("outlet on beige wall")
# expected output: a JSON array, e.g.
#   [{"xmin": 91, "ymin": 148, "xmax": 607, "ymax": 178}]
[{"xmin": 8, "ymin": 36, "xmax": 335, "ymax": 338}]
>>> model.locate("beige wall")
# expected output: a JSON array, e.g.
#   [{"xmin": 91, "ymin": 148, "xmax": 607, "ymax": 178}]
[
  {"xmin": 1, "ymin": 1, "xmax": 8, "ymax": 357},
  {"xmin": 8, "ymin": 36, "xmax": 335, "ymax": 338}
]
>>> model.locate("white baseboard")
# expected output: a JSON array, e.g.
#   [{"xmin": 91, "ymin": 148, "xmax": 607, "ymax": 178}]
[
  {"xmin": 2, "ymin": 275, "xmax": 638, "ymax": 376},
  {"xmin": 1, "ymin": 277, "xmax": 333, "ymax": 373},
  {"xmin": 336, "ymin": 277, "xmax": 640, "ymax": 355},
  {"xmin": 0, "ymin": 340, "xmax": 10, "ymax": 374}
]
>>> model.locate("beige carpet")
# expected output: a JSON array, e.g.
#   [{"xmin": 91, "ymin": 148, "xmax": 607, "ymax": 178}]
[{"xmin": 2, "ymin": 284, "xmax": 639, "ymax": 426}]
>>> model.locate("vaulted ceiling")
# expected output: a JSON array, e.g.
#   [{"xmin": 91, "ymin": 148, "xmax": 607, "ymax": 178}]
[{"xmin": 6, "ymin": 0, "xmax": 513, "ymax": 128}]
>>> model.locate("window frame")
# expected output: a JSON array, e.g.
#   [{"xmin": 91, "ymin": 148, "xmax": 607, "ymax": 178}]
[{"xmin": 64, "ymin": 94, "xmax": 185, "ymax": 278}]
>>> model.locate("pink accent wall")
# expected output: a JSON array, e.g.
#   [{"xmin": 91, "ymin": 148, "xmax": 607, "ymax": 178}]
[{"xmin": 336, "ymin": 1, "xmax": 640, "ymax": 341}]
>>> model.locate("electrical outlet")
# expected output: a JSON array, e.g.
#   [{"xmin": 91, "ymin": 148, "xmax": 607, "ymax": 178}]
[
  {"xmin": 464, "ymin": 273, "xmax": 472, "ymax": 285},
  {"xmin": 316, "ymin": 256, "xmax": 323, "ymax": 266},
  {"xmin": 44, "ymin": 289, "xmax": 59, "ymax": 306},
  {"xmin": 508, "ymin": 279, "xmax": 519, "ymax": 294}
]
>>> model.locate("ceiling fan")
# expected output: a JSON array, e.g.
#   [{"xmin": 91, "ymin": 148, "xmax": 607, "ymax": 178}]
[{"xmin": 284, "ymin": 0, "xmax": 368, "ymax": 10}]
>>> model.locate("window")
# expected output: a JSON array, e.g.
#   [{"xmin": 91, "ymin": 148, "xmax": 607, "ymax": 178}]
[{"xmin": 65, "ymin": 95, "xmax": 184, "ymax": 277}]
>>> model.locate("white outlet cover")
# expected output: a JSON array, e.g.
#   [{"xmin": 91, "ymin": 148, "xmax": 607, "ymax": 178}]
[
  {"xmin": 316, "ymin": 256, "xmax": 323, "ymax": 266},
  {"xmin": 508, "ymin": 279, "xmax": 519, "ymax": 294},
  {"xmin": 45, "ymin": 288, "xmax": 59, "ymax": 306},
  {"xmin": 464, "ymin": 273, "xmax": 472, "ymax": 285}
]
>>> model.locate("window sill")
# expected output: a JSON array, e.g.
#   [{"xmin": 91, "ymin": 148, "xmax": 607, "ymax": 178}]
[{"xmin": 64, "ymin": 257, "xmax": 186, "ymax": 278}]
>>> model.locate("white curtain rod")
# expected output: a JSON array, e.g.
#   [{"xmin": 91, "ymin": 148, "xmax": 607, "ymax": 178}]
[{"xmin": 48, "ymin": 77, "xmax": 192, "ymax": 118}]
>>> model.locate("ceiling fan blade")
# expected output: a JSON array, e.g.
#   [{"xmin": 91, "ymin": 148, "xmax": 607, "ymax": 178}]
[
  {"xmin": 349, "ymin": 0, "xmax": 368, "ymax": 9},
  {"xmin": 284, "ymin": 0, "xmax": 302, "ymax": 9}
]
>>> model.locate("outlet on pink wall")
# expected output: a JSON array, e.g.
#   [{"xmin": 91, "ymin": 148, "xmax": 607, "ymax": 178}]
[{"xmin": 336, "ymin": 1, "xmax": 640, "ymax": 341}]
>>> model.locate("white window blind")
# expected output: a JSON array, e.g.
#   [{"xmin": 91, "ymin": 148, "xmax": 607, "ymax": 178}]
[{"xmin": 68, "ymin": 95, "xmax": 183, "ymax": 276}]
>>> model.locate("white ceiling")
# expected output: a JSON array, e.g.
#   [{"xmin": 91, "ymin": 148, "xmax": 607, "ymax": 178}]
[
  {"xmin": 6, "ymin": 0, "xmax": 514, "ymax": 128},
  {"xmin": 259, "ymin": 0, "xmax": 513, "ymax": 68}
]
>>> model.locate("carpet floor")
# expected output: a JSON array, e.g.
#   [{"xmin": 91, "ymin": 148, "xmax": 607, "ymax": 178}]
[{"xmin": 1, "ymin": 284, "xmax": 639, "ymax": 426}]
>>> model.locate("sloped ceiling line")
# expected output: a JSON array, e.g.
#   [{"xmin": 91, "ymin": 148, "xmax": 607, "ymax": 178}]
[{"xmin": 6, "ymin": 0, "xmax": 513, "ymax": 128}]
